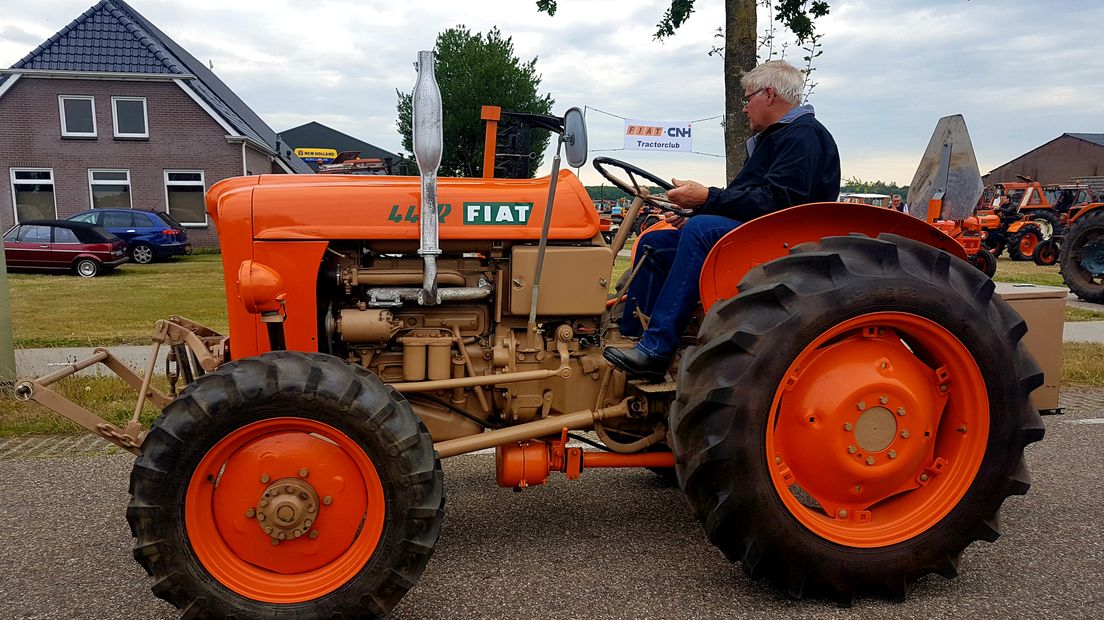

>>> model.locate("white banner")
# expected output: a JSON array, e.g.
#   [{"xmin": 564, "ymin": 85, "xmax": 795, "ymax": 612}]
[{"xmin": 623, "ymin": 120, "xmax": 693, "ymax": 153}]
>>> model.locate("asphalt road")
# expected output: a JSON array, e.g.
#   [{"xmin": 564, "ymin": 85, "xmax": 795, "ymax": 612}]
[{"xmin": 1, "ymin": 393, "xmax": 1101, "ymax": 620}]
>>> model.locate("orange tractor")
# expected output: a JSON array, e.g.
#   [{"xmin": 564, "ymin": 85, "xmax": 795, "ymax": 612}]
[
  {"xmin": 15, "ymin": 53, "xmax": 1045, "ymax": 616},
  {"xmin": 978, "ymin": 178, "xmax": 1094, "ymax": 264},
  {"xmin": 1058, "ymin": 200, "xmax": 1104, "ymax": 302}
]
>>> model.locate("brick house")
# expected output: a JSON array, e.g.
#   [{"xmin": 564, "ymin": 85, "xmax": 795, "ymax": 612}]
[{"xmin": 0, "ymin": 0, "xmax": 312, "ymax": 248}]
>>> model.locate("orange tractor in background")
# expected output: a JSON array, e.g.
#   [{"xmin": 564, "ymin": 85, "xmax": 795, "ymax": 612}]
[
  {"xmin": 978, "ymin": 177, "xmax": 1093, "ymax": 264},
  {"xmin": 15, "ymin": 54, "xmax": 1045, "ymax": 617}
]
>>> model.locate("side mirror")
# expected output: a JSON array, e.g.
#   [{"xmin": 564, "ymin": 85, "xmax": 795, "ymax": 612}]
[{"xmin": 563, "ymin": 107, "xmax": 588, "ymax": 168}]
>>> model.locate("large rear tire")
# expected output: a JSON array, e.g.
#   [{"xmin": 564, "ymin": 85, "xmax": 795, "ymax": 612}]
[
  {"xmin": 1059, "ymin": 209, "xmax": 1104, "ymax": 303},
  {"xmin": 671, "ymin": 234, "xmax": 1044, "ymax": 603},
  {"xmin": 128, "ymin": 351, "xmax": 444, "ymax": 618}
]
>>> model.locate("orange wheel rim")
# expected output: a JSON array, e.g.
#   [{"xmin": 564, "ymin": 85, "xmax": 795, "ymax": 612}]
[
  {"xmin": 1021, "ymin": 235, "xmax": 1038, "ymax": 255},
  {"xmin": 766, "ymin": 312, "xmax": 988, "ymax": 548},
  {"xmin": 185, "ymin": 417, "xmax": 386, "ymax": 603}
]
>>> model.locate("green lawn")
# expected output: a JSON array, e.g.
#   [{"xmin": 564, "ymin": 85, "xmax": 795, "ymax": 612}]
[{"xmin": 8, "ymin": 254, "xmax": 228, "ymax": 348}]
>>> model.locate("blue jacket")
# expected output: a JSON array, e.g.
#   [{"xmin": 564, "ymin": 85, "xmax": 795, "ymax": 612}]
[{"xmin": 697, "ymin": 108, "xmax": 841, "ymax": 222}]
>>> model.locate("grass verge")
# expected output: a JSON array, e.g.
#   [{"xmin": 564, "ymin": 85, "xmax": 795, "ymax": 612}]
[{"xmin": 8, "ymin": 254, "xmax": 228, "ymax": 348}]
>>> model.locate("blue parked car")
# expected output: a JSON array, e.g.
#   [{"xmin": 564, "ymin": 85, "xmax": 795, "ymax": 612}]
[{"xmin": 67, "ymin": 209, "xmax": 191, "ymax": 264}]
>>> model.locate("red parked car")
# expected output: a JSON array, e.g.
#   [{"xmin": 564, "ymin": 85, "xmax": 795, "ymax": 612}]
[{"xmin": 3, "ymin": 219, "xmax": 128, "ymax": 277}]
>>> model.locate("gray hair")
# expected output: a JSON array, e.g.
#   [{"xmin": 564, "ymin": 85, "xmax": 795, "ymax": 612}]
[{"xmin": 742, "ymin": 60, "xmax": 805, "ymax": 105}]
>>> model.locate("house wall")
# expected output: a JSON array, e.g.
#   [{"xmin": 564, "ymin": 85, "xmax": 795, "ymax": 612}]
[
  {"xmin": 984, "ymin": 136, "xmax": 1104, "ymax": 185},
  {"xmin": 0, "ymin": 76, "xmax": 269, "ymax": 248}
]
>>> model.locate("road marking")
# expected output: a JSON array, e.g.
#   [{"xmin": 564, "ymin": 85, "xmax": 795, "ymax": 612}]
[{"xmin": 1067, "ymin": 418, "xmax": 1104, "ymax": 425}]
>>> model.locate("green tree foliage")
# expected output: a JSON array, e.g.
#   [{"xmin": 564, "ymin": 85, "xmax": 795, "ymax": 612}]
[
  {"xmin": 840, "ymin": 176, "xmax": 909, "ymax": 196},
  {"xmin": 396, "ymin": 26, "xmax": 555, "ymax": 178}
]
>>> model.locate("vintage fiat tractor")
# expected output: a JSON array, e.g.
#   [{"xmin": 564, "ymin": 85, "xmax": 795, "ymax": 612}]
[{"xmin": 16, "ymin": 53, "xmax": 1045, "ymax": 616}]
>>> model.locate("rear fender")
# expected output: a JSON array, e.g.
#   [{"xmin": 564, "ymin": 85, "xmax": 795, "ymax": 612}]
[
  {"xmin": 699, "ymin": 202, "xmax": 967, "ymax": 312},
  {"xmin": 1069, "ymin": 202, "xmax": 1104, "ymax": 224}
]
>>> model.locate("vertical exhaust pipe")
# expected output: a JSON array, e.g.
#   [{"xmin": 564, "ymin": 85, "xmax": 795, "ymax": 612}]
[{"xmin": 413, "ymin": 50, "xmax": 443, "ymax": 305}]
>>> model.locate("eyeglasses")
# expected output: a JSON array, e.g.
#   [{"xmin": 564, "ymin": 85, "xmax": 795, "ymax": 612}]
[{"xmin": 741, "ymin": 88, "xmax": 768, "ymax": 106}]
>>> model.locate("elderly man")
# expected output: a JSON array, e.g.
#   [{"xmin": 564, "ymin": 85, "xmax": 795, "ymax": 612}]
[{"xmin": 604, "ymin": 60, "xmax": 841, "ymax": 381}]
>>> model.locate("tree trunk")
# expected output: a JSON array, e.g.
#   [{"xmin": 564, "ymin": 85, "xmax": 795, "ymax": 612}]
[{"xmin": 724, "ymin": 0, "xmax": 757, "ymax": 182}]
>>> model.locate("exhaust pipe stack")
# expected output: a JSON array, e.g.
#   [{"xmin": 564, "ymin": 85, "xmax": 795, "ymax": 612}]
[
  {"xmin": 363, "ymin": 50, "xmax": 488, "ymax": 308},
  {"xmin": 413, "ymin": 50, "xmax": 444, "ymax": 305}
]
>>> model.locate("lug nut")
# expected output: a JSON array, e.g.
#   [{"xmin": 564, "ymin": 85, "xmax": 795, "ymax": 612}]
[
  {"xmin": 265, "ymin": 526, "xmax": 273, "ymax": 534},
  {"xmin": 299, "ymin": 468, "xmax": 309, "ymax": 478},
  {"xmin": 857, "ymin": 401, "xmax": 867, "ymax": 411},
  {"xmin": 957, "ymin": 425, "xmax": 967, "ymax": 433},
  {"xmin": 838, "ymin": 509, "xmax": 849, "ymax": 518},
  {"xmin": 257, "ymin": 513, "xmax": 266, "ymax": 522},
  {"xmin": 920, "ymin": 473, "xmax": 930, "ymax": 482},
  {"xmin": 888, "ymin": 450, "xmax": 897, "ymax": 459},
  {"xmin": 848, "ymin": 445, "xmax": 857, "ymax": 454},
  {"xmin": 271, "ymin": 539, "xmax": 280, "ymax": 546},
  {"xmin": 278, "ymin": 532, "xmax": 287, "ymax": 540},
  {"xmin": 309, "ymin": 530, "xmax": 320, "ymax": 539},
  {"xmin": 879, "ymin": 395, "xmax": 889, "ymax": 404},
  {"xmin": 896, "ymin": 407, "xmax": 906, "ymax": 416},
  {"xmin": 901, "ymin": 429, "xmax": 911, "ymax": 439},
  {"xmin": 304, "ymin": 519, "xmax": 313, "ymax": 527},
  {"xmin": 843, "ymin": 423, "xmax": 854, "ymax": 432},
  {"xmin": 245, "ymin": 508, "xmax": 256, "ymax": 518},
  {"xmin": 939, "ymin": 384, "xmax": 948, "ymax": 393},
  {"xmin": 865, "ymin": 456, "xmax": 875, "ymax": 465},
  {"xmin": 854, "ymin": 485, "xmax": 861, "ymax": 492},
  {"xmin": 260, "ymin": 474, "xmax": 270, "ymax": 484},
  {"xmin": 308, "ymin": 504, "xmax": 316, "ymax": 513},
  {"xmin": 259, "ymin": 499, "xmax": 268, "ymax": 508},
  {"xmin": 285, "ymin": 485, "xmax": 293, "ymax": 494},
  {"xmin": 323, "ymin": 496, "xmax": 333, "ymax": 506}
]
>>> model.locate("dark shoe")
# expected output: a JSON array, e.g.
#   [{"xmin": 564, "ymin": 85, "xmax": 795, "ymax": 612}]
[{"xmin": 603, "ymin": 346, "xmax": 670, "ymax": 382}]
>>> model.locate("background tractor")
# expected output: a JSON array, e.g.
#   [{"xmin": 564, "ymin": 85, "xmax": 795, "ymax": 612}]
[
  {"xmin": 1058, "ymin": 200, "xmax": 1104, "ymax": 302},
  {"xmin": 16, "ymin": 53, "xmax": 1046, "ymax": 617}
]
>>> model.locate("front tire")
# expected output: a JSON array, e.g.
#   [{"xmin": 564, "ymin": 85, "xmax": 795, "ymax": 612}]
[
  {"xmin": 1059, "ymin": 209, "xmax": 1104, "ymax": 303},
  {"xmin": 128, "ymin": 351, "xmax": 444, "ymax": 618},
  {"xmin": 671, "ymin": 234, "xmax": 1043, "ymax": 603},
  {"xmin": 1032, "ymin": 238, "xmax": 1059, "ymax": 266},
  {"xmin": 968, "ymin": 249, "xmax": 997, "ymax": 277}
]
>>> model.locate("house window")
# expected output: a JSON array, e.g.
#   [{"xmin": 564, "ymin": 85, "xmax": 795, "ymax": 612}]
[
  {"xmin": 164, "ymin": 170, "xmax": 206, "ymax": 226},
  {"xmin": 10, "ymin": 168, "xmax": 57, "ymax": 222},
  {"xmin": 112, "ymin": 97, "xmax": 148, "ymax": 138},
  {"xmin": 59, "ymin": 96, "xmax": 96, "ymax": 137},
  {"xmin": 89, "ymin": 169, "xmax": 132, "ymax": 209}
]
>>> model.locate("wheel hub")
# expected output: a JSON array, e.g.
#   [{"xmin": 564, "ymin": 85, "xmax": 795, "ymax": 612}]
[
  {"xmin": 1080, "ymin": 238, "xmax": 1104, "ymax": 275},
  {"xmin": 255, "ymin": 478, "xmax": 319, "ymax": 543},
  {"xmin": 854, "ymin": 405, "xmax": 896, "ymax": 453}
]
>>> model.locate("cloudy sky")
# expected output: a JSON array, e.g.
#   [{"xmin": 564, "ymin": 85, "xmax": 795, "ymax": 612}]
[{"xmin": 3, "ymin": 0, "xmax": 1104, "ymax": 188}]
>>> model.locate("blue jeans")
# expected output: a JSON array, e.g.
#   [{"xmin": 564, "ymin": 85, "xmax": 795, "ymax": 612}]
[{"xmin": 621, "ymin": 215, "xmax": 742, "ymax": 359}]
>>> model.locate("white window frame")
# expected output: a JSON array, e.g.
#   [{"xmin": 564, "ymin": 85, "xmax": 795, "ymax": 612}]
[
  {"xmin": 111, "ymin": 96, "xmax": 149, "ymax": 139},
  {"xmin": 58, "ymin": 95, "xmax": 97, "ymax": 138},
  {"xmin": 88, "ymin": 169, "xmax": 132, "ymax": 210},
  {"xmin": 9, "ymin": 167, "xmax": 58, "ymax": 223},
  {"xmin": 164, "ymin": 169, "xmax": 208, "ymax": 227}
]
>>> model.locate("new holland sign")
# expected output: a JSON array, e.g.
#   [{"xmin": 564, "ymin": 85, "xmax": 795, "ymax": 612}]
[
  {"xmin": 623, "ymin": 120, "xmax": 693, "ymax": 153},
  {"xmin": 294, "ymin": 148, "xmax": 339, "ymax": 163}
]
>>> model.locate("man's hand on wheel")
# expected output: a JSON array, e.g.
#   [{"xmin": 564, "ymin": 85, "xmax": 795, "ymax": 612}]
[{"xmin": 667, "ymin": 179, "xmax": 709, "ymax": 209}]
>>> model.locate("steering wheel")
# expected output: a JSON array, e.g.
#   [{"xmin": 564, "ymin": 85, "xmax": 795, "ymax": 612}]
[{"xmin": 592, "ymin": 157, "xmax": 692, "ymax": 216}]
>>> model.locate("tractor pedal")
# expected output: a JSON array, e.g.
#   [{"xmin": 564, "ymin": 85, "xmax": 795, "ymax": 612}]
[{"xmin": 630, "ymin": 380, "xmax": 677, "ymax": 393}]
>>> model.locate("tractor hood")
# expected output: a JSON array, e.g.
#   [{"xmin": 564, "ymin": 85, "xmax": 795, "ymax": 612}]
[{"xmin": 206, "ymin": 170, "xmax": 599, "ymax": 241}]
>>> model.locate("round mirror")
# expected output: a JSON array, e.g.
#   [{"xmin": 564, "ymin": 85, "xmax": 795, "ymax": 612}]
[{"xmin": 563, "ymin": 107, "xmax": 588, "ymax": 168}]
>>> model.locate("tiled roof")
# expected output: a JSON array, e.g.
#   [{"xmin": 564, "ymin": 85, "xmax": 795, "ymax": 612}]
[
  {"xmin": 280, "ymin": 122, "xmax": 401, "ymax": 161},
  {"xmin": 8, "ymin": 0, "xmax": 311, "ymax": 173},
  {"xmin": 1066, "ymin": 133, "xmax": 1104, "ymax": 148}
]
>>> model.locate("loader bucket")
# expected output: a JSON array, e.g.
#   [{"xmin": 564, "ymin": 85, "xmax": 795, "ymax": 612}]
[{"xmin": 907, "ymin": 114, "xmax": 984, "ymax": 222}]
